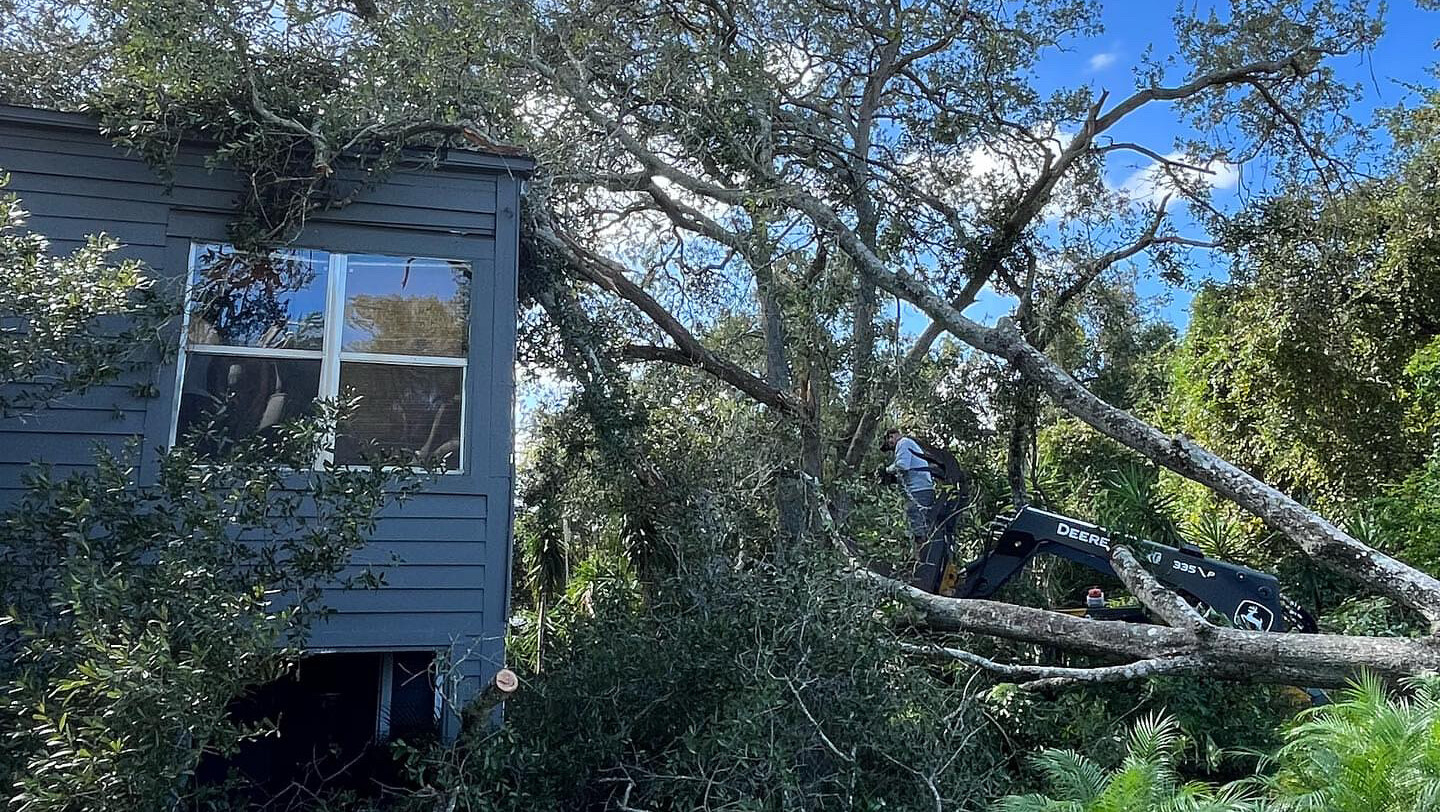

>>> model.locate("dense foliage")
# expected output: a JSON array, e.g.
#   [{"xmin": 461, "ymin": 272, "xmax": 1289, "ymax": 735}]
[
  {"xmin": 0, "ymin": 412, "xmax": 412, "ymax": 811},
  {"xmin": 1167, "ymin": 95, "xmax": 1440, "ymax": 510},
  {"xmin": 996, "ymin": 714, "xmax": 1260, "ymax": 812},
  {"xmin": 412, "ymin": 560, "xmax": 1011, "ymax": 810},
  {"xmin": 0, "ymin": 189, "xmax": 414, "ymax": 810},
  {"xmin": 4, "ymin": 0, "xmax": 1440, "ymax": 809},
  {"xmin": 996, "ymin": 676, "xmax": 1440, "ymax": 812}
]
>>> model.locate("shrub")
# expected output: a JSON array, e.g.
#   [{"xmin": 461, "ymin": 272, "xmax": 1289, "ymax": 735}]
[
  {"xmin": 1262, "ymin": 673, "xmax": 1440, "ymax": 812},
  {"xmin": 0, "ymin": 409, "xmax": 414, "ymax": 811},
  {"xmin": 383, "ymin": 548, "xmax": 1011, "ymax": 811},
  {"xmin": 993, "ymin": 714, "xmax": 1261, "ymax": 812}
]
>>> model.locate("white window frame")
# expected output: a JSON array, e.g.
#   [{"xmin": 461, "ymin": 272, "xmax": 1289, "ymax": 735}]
[{"xmin": 170, "ymin": 242, "xmax": 470, "ymax": 473}]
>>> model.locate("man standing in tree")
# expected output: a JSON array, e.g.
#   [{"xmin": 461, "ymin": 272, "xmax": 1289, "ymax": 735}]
[{"xmin": 882, "ymin": 428, "xmax": 944, "ymax": 589}]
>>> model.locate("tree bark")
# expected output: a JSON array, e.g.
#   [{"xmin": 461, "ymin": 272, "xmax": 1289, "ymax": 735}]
[
  {"xmin": 1006, "ymin": 377, "xmax": 1036, "ymax": 508},
  {"xmin": 863, "ymin": 570, "xmax": 1440, "ymax": 687},
  {"xmin": 788, "ymin": 188, "xmax": 1440, "ymax": 626},
  {"xmin": 841, "ymin": 275, "xmax": 879, "ymax": 465}
]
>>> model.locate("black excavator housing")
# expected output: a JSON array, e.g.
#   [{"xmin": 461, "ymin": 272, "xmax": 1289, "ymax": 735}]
[{"xmin": 920, "ymin": 505, "xmax": 1316, "ymax": 634}]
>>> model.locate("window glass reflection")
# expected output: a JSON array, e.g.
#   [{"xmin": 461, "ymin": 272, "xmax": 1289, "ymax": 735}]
[
  {"xmin": 334, "ymin": 362, "xmax": 463, "ymax": 470},
  {"xmin": 343, "ymin": 256, "xmax": 470, "ymax": 357},
  {"xmin": 188, "ymin": 244, "xmax": 330, "ymax": 350},
  {"xmin": 175, "ymin": 354, "xmax": 322, "ymax": 456}
]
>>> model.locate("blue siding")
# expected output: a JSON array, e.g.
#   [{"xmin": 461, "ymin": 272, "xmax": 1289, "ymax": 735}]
[{"xmin": 0, "ymin": 106, "xmax": 528, "ymax": 730}]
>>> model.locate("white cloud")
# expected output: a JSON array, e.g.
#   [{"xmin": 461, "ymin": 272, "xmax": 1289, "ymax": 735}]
[
  {"xmin": 1117, "ymin": 153, "xmax": 1240, "ymax": 208},
  {"xmin": 1087, "ymin": 51, "xmax": 1117, "ymax": 72},
  {"xmin": 764, "ymin": 44, "xmax": 825, "ymax": 95},
  {"xmin": 901, "ymin": 123, "xmax": 1076, "ymax": 214}
]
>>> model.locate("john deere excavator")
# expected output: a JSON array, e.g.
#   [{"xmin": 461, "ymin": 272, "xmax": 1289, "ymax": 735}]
[
  {"xmin": 899, "ymin": 442, "xmax": 1318, "ymax": 635},
  {"xmin": 923, "ymin": 505, "xmax": 1317, "ymax": 634}
]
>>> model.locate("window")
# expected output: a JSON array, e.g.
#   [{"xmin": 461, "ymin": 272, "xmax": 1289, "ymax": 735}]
[{"xmin": 173, "ymin": 243, "xmax": 471, "ymax": 471}]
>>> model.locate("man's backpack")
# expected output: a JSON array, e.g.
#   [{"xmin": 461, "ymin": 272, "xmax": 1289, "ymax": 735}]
[
  {"xmin": 912, "ymin": 438, "xmax": 966, "ymax": 489},
  {"xmin": 912, "ymin": 438, "xmax": 972, "ymax": 534}
]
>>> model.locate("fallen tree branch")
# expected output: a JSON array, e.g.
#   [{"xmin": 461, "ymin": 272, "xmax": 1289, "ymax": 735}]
[
  {"xmin": 1109, "ymin": 545, "xmax": 1209, "ymax": 634},
  {"xmin": 898, "ymin": 642, "xmax": 1210, "ymax": 689},
  {"xmin": 793, "ymin": 182, "xmax": 1440, "ymax": 625},
  {"xmin": 853, "ymin": 567, "xmax": 1440, "ymax": 687}
]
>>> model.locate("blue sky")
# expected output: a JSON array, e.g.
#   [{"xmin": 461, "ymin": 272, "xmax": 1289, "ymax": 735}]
[{"xmin": 953, "ymin": 0, "xmax": 1440, "ymax": 329}]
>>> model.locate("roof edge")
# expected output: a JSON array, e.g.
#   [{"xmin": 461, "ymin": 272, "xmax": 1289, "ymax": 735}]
[{"xmin": 0, "ymin": 104, "xmax": 535, "ymax": 175}]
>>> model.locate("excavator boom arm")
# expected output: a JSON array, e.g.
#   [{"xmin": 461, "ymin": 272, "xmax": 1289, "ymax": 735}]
[{"xmin": 954, "ymin": 507, "xmax": 1293, "ymax": 632}]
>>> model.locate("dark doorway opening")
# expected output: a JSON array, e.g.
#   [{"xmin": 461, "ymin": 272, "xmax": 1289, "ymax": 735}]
[{"xmin": 196, "ymin": 650, "xmax": 440, "ymax": 803}]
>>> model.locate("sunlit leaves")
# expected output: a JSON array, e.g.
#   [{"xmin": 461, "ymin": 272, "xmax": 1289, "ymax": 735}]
[{"xmin": 0, "ymin": 176, "xmax": 163, "ymax": 416}]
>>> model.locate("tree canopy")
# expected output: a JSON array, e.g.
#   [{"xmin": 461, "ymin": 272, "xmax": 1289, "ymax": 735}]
[{"xmin": 6, "ymin": 1, "xmax": 1440, "ymax": 807}]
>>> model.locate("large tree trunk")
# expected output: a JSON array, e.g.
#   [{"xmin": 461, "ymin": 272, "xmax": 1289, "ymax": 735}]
[
  {"xmin": 754, "ymin": 261, "xmax": 794, "ymax": 394},
  {"xmin": 871, "ymin": 571, "xmax": 1440, "ymax": 688},
  {"xmin": 752, "ymin": 240, "xmax": 813, "ymax": 549},
  {"xmin": 841, "ymin": 274, "xmax": 879, "ymax": 466},
  {"xmin": 1006, "ymin": 377, "xmax": 1037, "ymax": 508}
]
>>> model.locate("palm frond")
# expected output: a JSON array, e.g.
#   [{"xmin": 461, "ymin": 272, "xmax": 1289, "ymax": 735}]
[
  {"xmin": 1031, "ymin": 748, "xmax": 1108, "ymax": 804},
  {"xmin": 1269, "ymin": 669, "xmax": 1440, "ymax": 812},
  {"xmin": 992, "ymin": 794, "xmax": 1082, "ymax": 812},
  {"xmin": 1126, "ymin": 712, "xmax": 1185, "ymax": 764}
]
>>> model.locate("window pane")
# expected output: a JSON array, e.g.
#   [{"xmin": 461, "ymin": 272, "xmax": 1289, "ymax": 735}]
[
  {"xmin": 188, "ymin": 244, "xmax": 330, "ymax": 350},
  {"xmin": 335, "ymin": 363, "xmax": 463, "ymax": 470},
  {"xmin": 175, "ymin": 354, "xmax": 322, "ymax": 455},
  {"xmin": 342, "ymin": 255, "xmax": 470, "ymax": 357}
]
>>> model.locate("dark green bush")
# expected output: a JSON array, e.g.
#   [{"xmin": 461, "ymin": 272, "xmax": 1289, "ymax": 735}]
[
  {"xmin": 0, "ymin": 409, "xmax": 413, "ymax": 812},
  {"xmin": 386, "ymin": 548, "xmax": 1011, "ymax": 811}
]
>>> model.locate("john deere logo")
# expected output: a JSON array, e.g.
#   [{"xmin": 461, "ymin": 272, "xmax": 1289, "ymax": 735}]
[{"xmin": 1233, "ymin": 600, "xmax": 1275, "ymax": 632}]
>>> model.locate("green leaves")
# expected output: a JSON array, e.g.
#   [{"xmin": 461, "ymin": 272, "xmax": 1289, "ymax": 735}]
[
  {"xmin": 996, "ymin": 676, "xmax": 1440, "ymax": 812},
  {"xmin": 1096, "ymin": 465, "xmax": 1182, "ymax": 546},
  {"xmin": 0, "ymin": 404, "xmax": 418, "ymax": 810},
  {"xmin": 1402, "ymin": 337, "xmax": 1440, "ymax": 438},
  {"xmin": 995, "ymin": 714, "xmax": 1263, "ymax": 812},
  {"xmin": 1260, "ymin": 674, "xmax": 1440, "ymax": 812},
  {"xmin": 0, "ymin": 176, "xmax": 165, "ymax": 416},
  {"xmin": 1169, "ymin": 111, "xmax": 1440, "ymax": 511},
  {"xmin": 485, "ymin": 554, "xmax": 1010, "ymax": 811}
]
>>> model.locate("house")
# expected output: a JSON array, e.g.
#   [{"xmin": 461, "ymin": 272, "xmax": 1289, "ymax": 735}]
[{"xmin": 0, "ymin": 105, "xmax": 531, "ymax": 745}]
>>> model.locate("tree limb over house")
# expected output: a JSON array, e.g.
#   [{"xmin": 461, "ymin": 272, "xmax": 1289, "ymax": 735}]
[{"xmin": 25, "ymin": 0, "xmax": 1428, "ymax": 688}]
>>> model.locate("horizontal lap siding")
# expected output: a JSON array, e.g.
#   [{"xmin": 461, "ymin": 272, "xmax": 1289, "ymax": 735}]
[
  {"xmin": 344, "ymin": 562, "xmax": 487, "ymax": 589},
  {"xmin": 305, "ymin": 612, "xmax": 496, "ymax": 650},
  {"xmin": 0, "ymin": 433, "xmax": 135, "ymax": 467},
  {"xmin": 321, "ymin": 588, "xmax": 485, "ymax": 613},
  {"xmin": 0, "ymin": 112, "xmax": 513, "ymax": 667},
  {"xmin": 2, "ymin": 134, "xmax": 175, "ymax": 437},
  {"xmin": 0, "ymin": 407, "xmax": 148, "ymax": 435},
  {"xmin": 4, "ymin": 129, "xmax": 500, "ymax": 233}
]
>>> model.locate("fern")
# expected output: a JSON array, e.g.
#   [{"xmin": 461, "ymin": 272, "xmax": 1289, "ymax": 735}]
[
  {"xmin": 993, "ymin": 714, "xmax": 1261, "ymax": 812},
  {"xmin": 1262, "ymin": 673, "xmax": 1440, "ymax": 812}
]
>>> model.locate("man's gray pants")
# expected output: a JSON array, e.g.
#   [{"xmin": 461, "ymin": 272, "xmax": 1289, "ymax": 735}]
[
  {"xmin": 906, "ymin": 488, "xmax": 947, "ymax": 592},
  {"xmin": 905, "ymin": 488, "xmax": 936, "ymax": 539}
]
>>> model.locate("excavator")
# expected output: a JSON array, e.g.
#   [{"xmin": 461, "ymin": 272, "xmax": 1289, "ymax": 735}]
[
  {"xmin": 895, "ymin": 444, "xmax": 1318, "ymax": 635},
  {"xmin": 922, "ymin": 505, "xmax": 1317, "ymax": 634}
]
